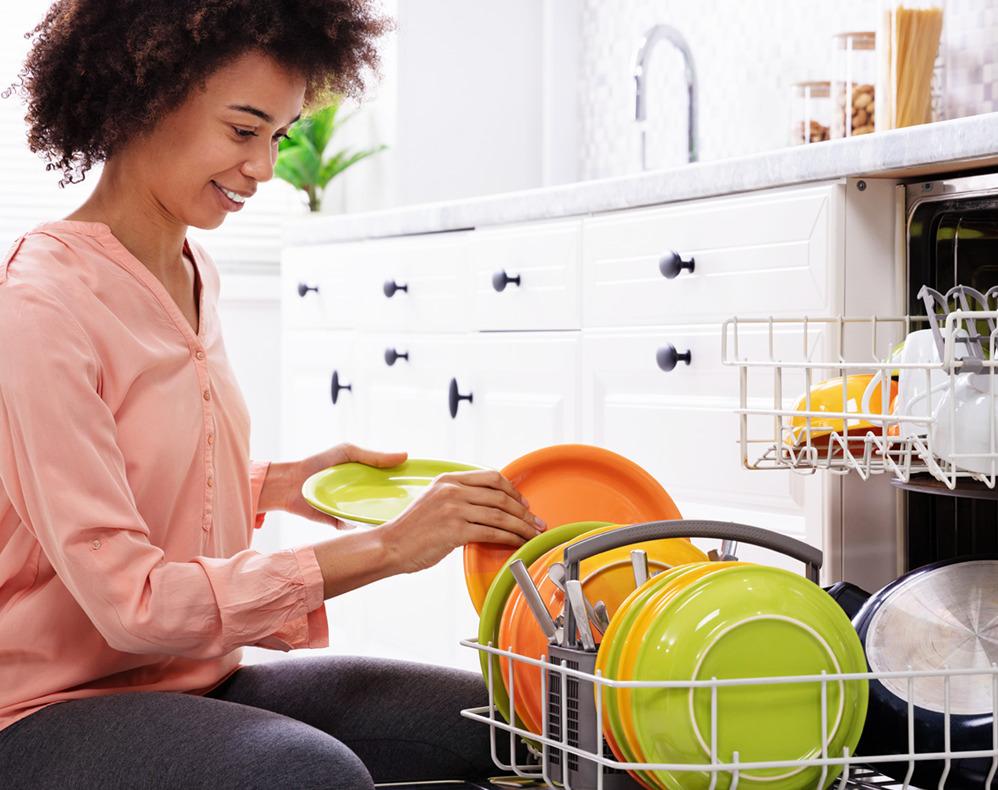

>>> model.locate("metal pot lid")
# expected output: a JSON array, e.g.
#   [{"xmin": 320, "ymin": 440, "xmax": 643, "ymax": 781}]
[{"xmin": 866, "ymin": 559, "xmax": 998, "ymax": 716}]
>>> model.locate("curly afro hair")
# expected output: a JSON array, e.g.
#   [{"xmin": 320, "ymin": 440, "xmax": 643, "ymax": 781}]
[{"xmin": 4, "ymin": 0, "xmax": 393, "ymax": 186}]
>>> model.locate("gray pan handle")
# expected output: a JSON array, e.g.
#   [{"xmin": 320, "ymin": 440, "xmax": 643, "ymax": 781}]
[{"xmin": 561, "ymin": 520, "xmax": 823, "ymax": 649}]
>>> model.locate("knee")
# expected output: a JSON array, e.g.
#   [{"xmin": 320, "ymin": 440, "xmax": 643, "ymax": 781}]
[{"xmin": 235, "ymin": 724, "xmax": 375, "ymax": 790}]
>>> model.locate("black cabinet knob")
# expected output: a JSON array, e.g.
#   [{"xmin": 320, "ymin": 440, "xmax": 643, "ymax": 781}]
[
  {"xmin": 384, "ymin": 347, "xmax": 409, "ymax": 367},
  {"xmin": 383, "ymin": 279, "xmax": 409, "ymax": 298},
  {"xmin": 448, "ymin": 378, "xmax": 473, "ymax": 419},
  {"xmin": 330, "ymin": 370, "xmax": 353, "ymax": 404},
  {"xmin": 656, "ymin": 344, "xmax": 692, "ymax": 372},
  {"xmin": 297, "ymin": 282, "xmax": 319, "ymax": 298},
  {"xmin": 658, "ymin": 250, "xmax": 695, "ymax": 279},
  {"xmin": 491, "ymin": 269, "xmax": 522, "ymax": 292}
]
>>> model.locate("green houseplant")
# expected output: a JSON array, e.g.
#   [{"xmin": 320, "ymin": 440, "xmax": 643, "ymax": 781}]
[{"xmin": 275, "ymin": 99, "xmax": 387, "ymax": 212}]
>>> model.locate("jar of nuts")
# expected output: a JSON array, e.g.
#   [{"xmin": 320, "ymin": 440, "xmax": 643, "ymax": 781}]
[
  {"xmin": 791, "ymin": 81, "xmax": 832, "ymax": 145},
  {"xmin": 832, "ymin": 32, "xmax": 877, "ymax": 137}
]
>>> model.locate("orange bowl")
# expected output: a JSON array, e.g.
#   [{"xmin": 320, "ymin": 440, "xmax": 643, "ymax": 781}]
[{"xmin": 464, "ymin": 445, "xmax": 683, "ymax": 614}]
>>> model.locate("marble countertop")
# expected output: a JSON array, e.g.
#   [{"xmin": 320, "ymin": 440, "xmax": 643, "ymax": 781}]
[{"xmin": 285, "ymin": 112, "xmax": 998, "ymax": 245}]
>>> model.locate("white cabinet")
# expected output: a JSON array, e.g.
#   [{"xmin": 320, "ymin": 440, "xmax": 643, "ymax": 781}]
[
  {"xmin": 279, "ymin": 330, "xmax": 362, "ymax": 550},
  {"xmin": 461, "ymin": 332, "xmax": 581, "ymax": 468},
  {"xmin": 278, "ymin": 180, "xmax": 899, "ymax": 665},
  {"xmin": 355, "ymin": 232, "xmax": 472, "ymax": 333},
  {"xmin": 581, "ymin": 326, "xmax": 827, "ymax": 572},
  {"xmin": 353, "ymin": 333, "xmax": 470, "ymax": 460},
  {"xmin": 281, "ymin": 243, "xmax": 365, "ymax": 330},
  {"xmin": 469, "ymin": 220, "xmax": 582, "ymax": 330},
  {"xmin": 582, "ymin": 184, "xmax": 843, "ymax": 326}
]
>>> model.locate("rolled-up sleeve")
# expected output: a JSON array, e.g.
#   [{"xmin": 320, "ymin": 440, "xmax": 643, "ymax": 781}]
[
  {"xmin": 249, "ymin": 460, "xmax": 270, "ymax": 530},
  {"xmin": 0, "ymin": 287, "xmax": 327, "ymax": 658}
]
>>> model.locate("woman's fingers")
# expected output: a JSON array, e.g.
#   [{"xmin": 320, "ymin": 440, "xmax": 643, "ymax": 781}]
[
  {"xmin": 440, "ymin": 469, "xmax": 529, "ymax": 508},
  {"xmin": 465, "ymin": 524, "xmax": 529, "ymax": 548},
  {"xmin": 345, "ymin": 443, "xmax": 408, "ymax": 468},
  {"xmin": 463, "ymin": 504, "xmax": 540, "ymax": 542},
  {"xmin": 462, "ymin": 485, "xmax": 545, "ymax": 530}
]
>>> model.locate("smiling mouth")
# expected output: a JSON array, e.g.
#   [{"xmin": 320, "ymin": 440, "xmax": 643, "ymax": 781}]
[{"xmin": 212, "ymin": 180, "xmax": 249, "ymax": 205}]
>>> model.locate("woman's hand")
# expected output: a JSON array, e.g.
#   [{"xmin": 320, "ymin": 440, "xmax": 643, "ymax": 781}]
[
  {"xmin": 279, "ymin": 443, "xmax": 409, "ymax": 529},
  {"xmin": 379, "ymin": 469, "xmax": 547, "ymax": 575}
]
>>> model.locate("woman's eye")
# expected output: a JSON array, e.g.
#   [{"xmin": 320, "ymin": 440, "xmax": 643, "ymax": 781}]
[
  {"xmin": 273, "ymin": 133, "xmax": 289, "ymax": 143},
  {"xmin": 233, "ymin": 127, "xmax": 256, "ymax": 138}
]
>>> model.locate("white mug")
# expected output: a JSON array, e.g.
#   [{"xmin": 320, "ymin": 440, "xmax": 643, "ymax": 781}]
[
  {"xmin": 862, "ymin": 328, "xmax": 971, "ymax": 439},
  {"xmin": 931, "ymin": 372, "xmax": 997, "ymax": 476}
]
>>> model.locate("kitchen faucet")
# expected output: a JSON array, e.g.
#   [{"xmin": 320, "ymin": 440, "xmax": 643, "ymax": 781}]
[{"xmin": 634, "ymin": 24, "xmax": 699, "ymax": 168}]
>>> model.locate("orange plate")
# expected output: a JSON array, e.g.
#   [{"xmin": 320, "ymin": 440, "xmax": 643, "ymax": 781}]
[
  {"xmin": 499, "ymin": 531, "xmax": 708, "ymax": 734},
  {"xmin": 464, "ymin": 444, "xmax": 683, "ymax": 614}
]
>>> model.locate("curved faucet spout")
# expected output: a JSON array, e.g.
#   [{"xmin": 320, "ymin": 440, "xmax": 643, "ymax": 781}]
[{"xmin": 634, "ymin": 24, "xmax": 699, "ymax": 166}]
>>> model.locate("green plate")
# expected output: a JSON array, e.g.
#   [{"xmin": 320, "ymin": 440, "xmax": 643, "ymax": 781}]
[
  {"xmin": 598, "ymin": 563, "xmax": 713, "ymax": 789},
  {"xmin": 477, "ymin": 521, "xmax": 612, "ymax": 735},
  {"xmin": 628, "ymin": 565, "xmax": 869, "ymax": 790},
  {"xmin": 302, "ymin": 459, "xmax": 484, "ymax": 525}
]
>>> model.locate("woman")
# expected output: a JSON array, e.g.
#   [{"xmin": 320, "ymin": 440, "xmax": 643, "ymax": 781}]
[{"xmin": 0, "ymin": 2, "xmax": 543, "ymax": 787}]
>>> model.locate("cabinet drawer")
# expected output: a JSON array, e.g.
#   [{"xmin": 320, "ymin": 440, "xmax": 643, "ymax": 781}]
[
  {"xmin": 469, "ymin": 220, "xmax": 581, "ymax": 330},
  {"xmin": 356, "ymin": 233, "xmax": 471, "ymax": 333},
  {"xmin": 281, "ymin": 243, "xmax": 365, "ymax": 330},
  {"xmin": 582, "ymin": 184, "xmax": 841, "ymax": 327}
]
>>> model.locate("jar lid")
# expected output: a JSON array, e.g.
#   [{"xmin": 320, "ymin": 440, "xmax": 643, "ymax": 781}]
[
  {"xmin": 833, "ymin": 31, "xmax": 876, "ymax": 49},
  {"xmin": 792, "ymin": 81, "xmax": 832, "ymax": 97}
]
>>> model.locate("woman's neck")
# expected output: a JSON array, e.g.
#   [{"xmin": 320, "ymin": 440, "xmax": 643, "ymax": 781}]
[{"xmin": 65, "ymin": 157, "xmax": 189, "ymax": 281}]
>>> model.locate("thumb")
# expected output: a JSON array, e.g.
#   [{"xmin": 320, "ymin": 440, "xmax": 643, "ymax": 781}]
[{"xmin": 349, "ymin": 446, "xmax": 408, "ymax": 468}]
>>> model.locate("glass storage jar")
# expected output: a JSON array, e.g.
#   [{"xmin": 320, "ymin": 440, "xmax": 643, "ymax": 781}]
[
  {"xmin": 832, "ymin": 32, "xmax": 877, "ymax": 137},
  {"xmin": 791, "ymin": 81, "xmax": 832, "ymax": 145}
]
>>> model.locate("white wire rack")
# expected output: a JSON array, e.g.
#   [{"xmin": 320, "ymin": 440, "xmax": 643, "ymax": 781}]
[
  {"xmin": 719, "ymin": 305, "xmax": 998, "ymax": 491},
  {"xmin": 460, "ymin": 639, "xmax": 998, "ymax": 790}
]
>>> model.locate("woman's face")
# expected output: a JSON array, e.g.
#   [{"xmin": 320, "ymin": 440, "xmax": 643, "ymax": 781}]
[{"xmin": 127, "ymin": 50, "xmax": 306, "ymax": 230}]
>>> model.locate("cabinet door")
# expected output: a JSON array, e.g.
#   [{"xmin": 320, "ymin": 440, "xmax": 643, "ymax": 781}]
[
  {"xmin": 463, "ymin": 332, "xmax": 582, "ymax": 468},
  {"xmin": 280, "ymin": 331, "xmax": 363, "ymax": 548},
  {"xmin": 331, "ymin": 333, "xmax": 478, "ymax": 670},
  {"xmin": 354, "ymin": 333, "xmax": 471, "ymax": 461},
  {"xmin": 582, "ymin": 326, "xmax": 827, "ymax": 572}
]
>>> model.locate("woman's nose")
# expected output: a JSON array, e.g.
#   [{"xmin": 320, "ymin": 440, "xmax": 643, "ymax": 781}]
[{"xmin": 241, "ymin": 141, "xmax": 276, "ymax": 183}]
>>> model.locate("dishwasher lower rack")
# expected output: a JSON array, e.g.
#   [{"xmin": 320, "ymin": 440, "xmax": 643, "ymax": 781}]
[{"xmin": 459, "ymin": 638, "xmax": 998, "ymax": 790}]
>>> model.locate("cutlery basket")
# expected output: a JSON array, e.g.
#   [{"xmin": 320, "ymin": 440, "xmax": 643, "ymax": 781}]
[{"xmin": 544, "ymin": 642, "xmax": 637, "ymax": 789}]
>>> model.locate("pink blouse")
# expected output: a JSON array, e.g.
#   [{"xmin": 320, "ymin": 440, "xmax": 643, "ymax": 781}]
[{"xmin": 0, "ymin": 221, "xmax": 328, "ymax": 734}]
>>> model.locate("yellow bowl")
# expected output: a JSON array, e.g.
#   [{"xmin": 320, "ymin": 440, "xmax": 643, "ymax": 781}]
[{"xmin": 788, "ymin": 374, "xmax": 897, "ymax": 445}]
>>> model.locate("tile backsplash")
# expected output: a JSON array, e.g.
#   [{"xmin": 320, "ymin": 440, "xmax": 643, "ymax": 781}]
[{"xmin": 579, "ymin": 0, "xmax": 998, "ymax": 180}]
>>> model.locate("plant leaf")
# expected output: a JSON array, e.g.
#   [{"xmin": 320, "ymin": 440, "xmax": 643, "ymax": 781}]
[
  {"xmin": 308, "ymin": 103, "xmax": 340, "ymax": 155},
  {"xmin": 274, "ymin": 145, "xmax": 320, "ymax": 191},
  {"xmin": 317, "ymin": 144, "xmax": 388, "ymax": 189}
]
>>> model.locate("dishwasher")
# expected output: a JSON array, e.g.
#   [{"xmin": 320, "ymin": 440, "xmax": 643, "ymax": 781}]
[{"xmin": 459, "ymin": 173, "xmax": 998, "ymax": 789}]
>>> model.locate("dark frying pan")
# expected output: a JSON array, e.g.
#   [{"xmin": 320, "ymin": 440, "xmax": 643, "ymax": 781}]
[{"xmin": 852, "ymin": 555, "xmax": 998, "ymax": 789}]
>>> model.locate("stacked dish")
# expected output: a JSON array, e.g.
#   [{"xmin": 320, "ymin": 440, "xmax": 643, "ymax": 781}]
[
  {"xmin": 468, "ymin": 444, "xmax": 687, "ymax": 733},
  {"xmin": 596, "ymin": 563, "xmax": 869, "ymax": 790}
]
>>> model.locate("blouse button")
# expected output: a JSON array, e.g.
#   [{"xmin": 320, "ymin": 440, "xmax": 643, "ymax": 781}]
[
  {"xmin": 207, "ymin": 433, "xmax": 214, "ymax": 446},
  {"xmin": 203, "ymin": 389, "xmax": 211, "ymax": 401},
  {"xmin": 90, "ymin": 539, "xmax": 102, "ymax": 550},
  {"xmin": 207, "ymin": 475, "xmax": 214, "ymax": 488},
  {"xmin": 195, "ymin": 350, "xmax": 206, "ymax": 361}
]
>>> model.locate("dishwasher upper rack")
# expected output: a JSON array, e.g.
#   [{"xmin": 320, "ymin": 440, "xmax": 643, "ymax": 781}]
[
  {"xmin": 720, "ymin": 307, "xmax": 998, "ymax": 491},
  {"xmin": 460, "ymin": 640, "xmax": 998, "ymax": 790}
]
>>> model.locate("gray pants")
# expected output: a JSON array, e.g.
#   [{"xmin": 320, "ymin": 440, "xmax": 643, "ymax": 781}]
[{"xmin": 0, "ymin": 655, "xmax": 502, "ymax": 789}]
